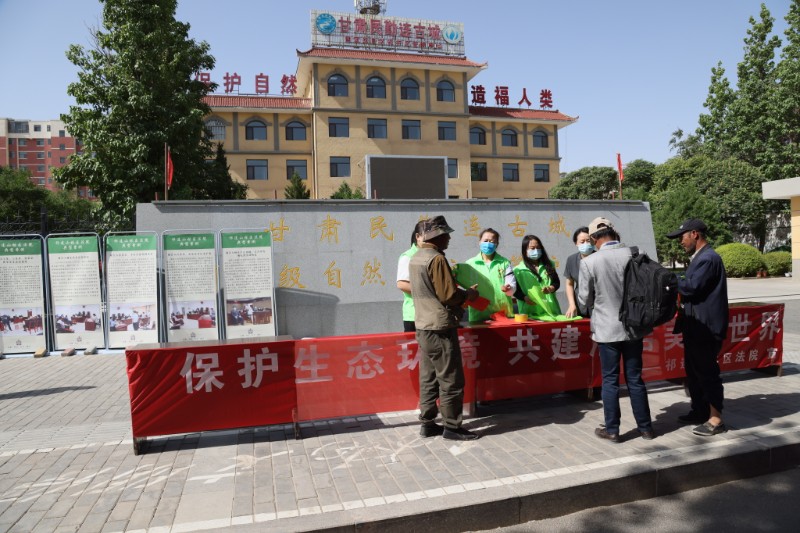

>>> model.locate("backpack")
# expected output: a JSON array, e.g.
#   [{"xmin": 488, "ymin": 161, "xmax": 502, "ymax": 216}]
[{"xmin": 619, "ymin": 247, "xmax": 678, "ymax": 330}]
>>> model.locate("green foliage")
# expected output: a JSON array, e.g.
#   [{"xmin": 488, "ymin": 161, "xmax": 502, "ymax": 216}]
[
  {"xmin": 762, "ymin": 251, "xmax": 792, "ymax": 276},
  {"xmin": 55, "ymin": 0, "xmax": 242, "ymax": 228},
  {"xmin": 548, "ymin": 166, "xmax": 619, "ymax": 200},
  {"xmin": 716, "ymin": 243, "xmax": 765, "ymax": 277},
  {"xmin": 189, "ymin": 143, "xmax": 247, "ymax": 200},
  {"xmin": 621, "ymin": 159, "xmax": 656, "ymax": 190},
  {"xmin": 651, "ymin": 182, "xmax": 730, "ymax": 265},
  {"xmin": 330, "ymin": 182, "xmax": 365, "ymax": 199},
  {"xmin": 284, "ymin": 173, "xmax": 310, "ymax": 199}
]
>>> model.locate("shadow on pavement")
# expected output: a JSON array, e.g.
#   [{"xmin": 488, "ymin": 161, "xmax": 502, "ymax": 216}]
[{"xmin": 0, "ymin": 385, "xmax": 96, "ymax": 400}]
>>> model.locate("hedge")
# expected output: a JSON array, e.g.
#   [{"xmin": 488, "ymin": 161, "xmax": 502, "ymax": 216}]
[
  {"xmin": 716, "ymin": 243, "xmax": 764, "ymax": 278},
  {"xmin": 763, "ymin": 251, "xmax": 792, "ymax": 277}
]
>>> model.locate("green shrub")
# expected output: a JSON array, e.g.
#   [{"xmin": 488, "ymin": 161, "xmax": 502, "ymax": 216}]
[
  {"xmin": 716, "ymin": 243, "xmax": 765, "ymax": 277},
  {"xmin": 763, "ymin": 251, "xmax": 792, "ymax": 276}
]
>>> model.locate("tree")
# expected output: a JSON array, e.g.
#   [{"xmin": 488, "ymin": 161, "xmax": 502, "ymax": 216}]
[
  {"xmin": 621, "ymin": 159, "xmax": 656, "ymax": 190},
  {"xmin": 284, "ymin": 173, "xmax": 310, "ymax": 199},
  {"xmin": 330, "ymin": 182, "xmax": 365, "ymax": 199},
  {"xmin": 55, "ymin": 0, "xmax": 241, "ymax": 228},
  {"xmin": 196, "ymin": 143, "xmax": 247, "ymax": 200},
  {"xmin": 548, "ymin": 166, "xmax": 619, "ymax": 200},
  {"xmin": 650, "ymin": 183, "xmax": 730, "ymax": 266},
  {"xmin": 696, "ymin": 62, "xmax": 735, "ymax": 154},
  {"xmin": 774, "ymin": 0, "xmax": 800, "ymax": 181}
]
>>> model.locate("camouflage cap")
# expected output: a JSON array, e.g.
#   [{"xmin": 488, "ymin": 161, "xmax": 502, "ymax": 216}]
[{"xmin": 422, "ymin": 215, "xmax": 455, "ymax": 242}]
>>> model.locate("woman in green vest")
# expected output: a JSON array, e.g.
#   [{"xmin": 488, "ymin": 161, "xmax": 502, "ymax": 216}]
[
  {"xmin": 513, "ymin": 234, "xmax": 563, "ymax": 320},
  {"xmin": 396, "ymin": 220, "xmax": 427, "ymax": 332},
  {"xmin": 454, "ymin": 228, "xmax": 516, "ymax": 322}
]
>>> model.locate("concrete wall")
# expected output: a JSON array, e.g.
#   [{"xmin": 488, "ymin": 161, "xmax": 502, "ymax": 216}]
[{"xmin": 137, "ymin": 199, "xmax": 657, "ymax": 339}]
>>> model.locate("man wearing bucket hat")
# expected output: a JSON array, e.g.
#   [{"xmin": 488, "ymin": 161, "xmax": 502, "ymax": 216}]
[
  {"xmin": 667, "ymin": 218, "xmax": 728, "ymax": 436},
  {"xmin": 578, "ymin": 216, "xmax": 655, "ymax": 443},
  {"xmin": 409, "ymin": 215, "xmax": 480, "ymax": 440}
]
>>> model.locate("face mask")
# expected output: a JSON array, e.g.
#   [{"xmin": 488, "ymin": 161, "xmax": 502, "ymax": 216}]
[
  {"xmin": 480, "ymin": 242, "xmax": 497, "ymax": 255},
  {"xmin": 578, "ymin": 243, "xmax": 594, "ymax": 255},
  {"xmin": 527, "ymin": 249, "xmax": 542, "ymax": 260}
]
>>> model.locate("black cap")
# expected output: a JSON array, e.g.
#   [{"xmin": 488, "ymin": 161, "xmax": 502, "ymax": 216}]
[{"xmin": 666, "ymin": 218, "xmax": 708, "ymax": 239}]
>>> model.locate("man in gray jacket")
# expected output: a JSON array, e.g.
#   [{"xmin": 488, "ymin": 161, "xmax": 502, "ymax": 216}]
[
  {"xmin": 578, "ymin": 217, "xmax": 655, "ymax": 443},
  {"xmin": 410, "ymin": 216, "xmax": 479, "ymax": 441}
]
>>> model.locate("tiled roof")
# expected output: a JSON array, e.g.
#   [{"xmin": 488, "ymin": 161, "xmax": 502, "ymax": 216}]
[
  {"xmin": 297, "ymin": 47, "xmax": 486, "ymax": 68},
  {"xmin": 469, "ymin": 106, "xmax": 577, "ymax": 122},
  {"xmin": 203, "ymin": 95, "xmax": 312, "ymax": 109}
]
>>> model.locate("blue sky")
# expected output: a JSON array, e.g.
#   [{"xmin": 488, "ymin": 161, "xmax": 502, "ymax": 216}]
[{"xmin": 0, "ymin": 0, "xmax": 792, "ymax": 172}]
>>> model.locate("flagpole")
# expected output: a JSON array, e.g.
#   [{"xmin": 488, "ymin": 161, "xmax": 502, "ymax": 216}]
[
  {"xmin": 617, "ymin": 153, "xmax": 623, "ymax": 200},
  {"xmin": 164, "ymin": 143, "xmax": 168, "ymax": 201}
]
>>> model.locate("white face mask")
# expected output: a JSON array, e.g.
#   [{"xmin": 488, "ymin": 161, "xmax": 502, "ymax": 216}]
[
  {"xmin": 578, "ymin": 242, "xmax": 594, "ymax": 255},
  {"xmin": 527, "ymin": 249, "xmax": 541, "ymax": 260}
]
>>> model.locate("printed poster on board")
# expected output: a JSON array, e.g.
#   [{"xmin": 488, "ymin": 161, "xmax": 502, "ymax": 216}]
[
  {"xmin": 221, "ymin": 231, "xmax": 276, "ymax": 339},
  {"xmin": 106, "ymin": 234, "xmax": 159, "ymax": 348},
  {"xmin": 47, "ymin": 236, "xmax": 105, "ymax": 350},
  {"xmin": 0, "ymin": 238, "xmax": 47, "ymax": 355},
  {"xmin": 163, "ymin": 233, "xmax": 219, "ymax": 342}
]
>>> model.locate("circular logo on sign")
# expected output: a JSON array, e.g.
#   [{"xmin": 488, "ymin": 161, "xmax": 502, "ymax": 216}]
[
  {"xmin": 442, "ymin": 25, "xmax": 462, "ymax": 44},
  {"xmin": 316, "ymin": 13, "xmax": 337, "ymax": 35}
]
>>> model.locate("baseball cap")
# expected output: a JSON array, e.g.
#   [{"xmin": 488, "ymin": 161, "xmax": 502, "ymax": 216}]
[
  {"xmin": 666, "ymin": 218, "xmax": 708, "ymax": 239},
  {"xmin": 422, "ymin": 215, "xmax": 455, "ymax": 242},
  {"xmin": 588, "ymin": 217, "xmax": 614, "ymax": 236}
]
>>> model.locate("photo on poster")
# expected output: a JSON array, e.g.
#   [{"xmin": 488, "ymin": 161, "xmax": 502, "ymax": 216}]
[
  {"xmin": 225, "ymin": 297, "xmax": 273, "ymax": 327},
  {"xmin": 54, "ymin": 304, "xmax": 102, "ymax": 334},
  {"xmin": 0, "ymin": 307, "xmax": 44, "ymax": 337},
  {"xmin": 108, "ymin": 304, "xmax": 157, "ymax": 332},
  {"xmin": 168, "ymin": 300, "xmax": 217, "ymax": 330}
]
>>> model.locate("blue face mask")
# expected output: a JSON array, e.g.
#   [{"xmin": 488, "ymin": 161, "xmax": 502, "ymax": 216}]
[
  {"xmin": 578, "ymin": 243, "xmax": 594, "ymax": 255},
  {"xmin": 527, "ymin": 249, "xmax": 542, "ymax": 260},
  {"xmin": 480, "ymin": 242, "xmax": 497, "ymax": 255}
]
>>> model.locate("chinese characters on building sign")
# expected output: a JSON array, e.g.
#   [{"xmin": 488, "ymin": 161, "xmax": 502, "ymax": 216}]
[
  {"xmin": 195, "ymin": 72, "xmax": 298, "ymax": 95},
  {"xmin": 311, "ymin": 11, "xmax": 465, "ymax": 56},
  {"xmin": 471, "ymin": 85, "xmax": 555, "ymax": 109}
]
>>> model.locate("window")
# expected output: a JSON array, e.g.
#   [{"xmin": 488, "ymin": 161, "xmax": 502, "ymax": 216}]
[
  {"xmin": 47, "ymin": 125, "xmax": 51, "ymax": 132},
  {"xmin": 533, "ymin": 131, "xmax": 549, "ymax": 148},
  {"xmin": 37, "ymin": 165, "xmax": 45, "ymax": 172},
  {"xmin": 447, "ymin": 158, "xmax": 458, "ymax": 179},
  {"xmin": 471, "ymin": 162, "xmax": 488, "ymax": 181},
  {"xmin": 330, "ymin": 156, "xmax": 350, "ymax": 177},
  {"xmin": 534, "ymin": 163, "xmax": 550, "ymax": 182},
  {"xmin": 501, "ymin": 129, "xmax": 518, "ymax": 147},
  {"xmin": 367, "ymin": 118, "xmax": 387, "ymax": 139},
  {"xmin": 327, "ymin": 74, "xmax": 348, "ymax": 96},
  {"xmin": 9, "ymin": 152, "xmax": 14, "ymax": 159},
  {"xmin": 328, "ymin": 117, "xmax": 349, "ymax": 137},
  {"xmin": 36, "ymin": 139, "xmax": 45, "ymax": 146},
  {"xmin": 60, "ymin": 157, "xmax": 66, "ymax": 164},
  {"xmin": 438, "ymin": 121, "xmax": 456, "ymax": 141},
  {"xmin": 366, "ymin": 76, "xmax": 386, "ymax": 98},
  {"xmin": 18, "ymin": 152, "xmax": 27, "ymax": 158},
  {"xmin": 48, "ymin": 152, "xmax": 51, "ymax": 158},
  {"xmin": 18, "ymin": 139, "xmax": 27, "ymax": 146},
  {"xmin": 246, "ymin": 159, "xmax": 268, "ymax": 180},
  {"xmin": 59, "ymin": 130, "xmax": 65, "ymax": 137},
  {"xmin": 402, "ymin": 119, "xmax": 421, "ymax": 140},
  {"xmin": 245, "ymin": 120, "xmax": 267, "ymax": 140},
  {"xmin": 37, "ymin": 152, "xmax": 45, "ymax": 159},
  {"xmin": 503, "ymin": 163, "xmax": 519, "ymax": 182},
  {"xmin": 470, "ymin": 127, "xmax": 486, "ymax": 145},
  {"xmin": 34, "ymin": 125, "xmax": 41, "ymax": 132},
  {"xmin": 436, "ymin": 80, "xmax": 455, "ymax": 102},
  {"xmin": 400, "ymin": 78, "xmax": 419, "ymax": 100},
  {"xmin": 47, "ymin": 139, "xmax": 51, "ymax": 145},
  {"xmin": 206, "ymin": 119, "xmax": 225, "ymax": 141},
  {"xmin": 286, "ymin": 159, "xmax": 307, "ymax": 180},
  {"xmin": 286, "ymin": 121, "xmax": 306, "ymax": 140},
  {"xmin": 59, "ymin": 144, "xmax": 66, "ymax": 150}
]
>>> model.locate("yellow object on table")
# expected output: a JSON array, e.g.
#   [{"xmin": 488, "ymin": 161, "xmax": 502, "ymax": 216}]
[{"xmin": 514, "ymin": 314, "xmax": 528, "ymax": 322}]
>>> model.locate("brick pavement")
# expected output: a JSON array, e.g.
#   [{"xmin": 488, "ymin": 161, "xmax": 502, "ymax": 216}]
[{"xmin": 0, "ymin": 283, "xmax": 799, "ymax": 532}]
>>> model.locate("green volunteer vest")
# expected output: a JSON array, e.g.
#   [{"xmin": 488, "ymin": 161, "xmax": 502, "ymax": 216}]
[
  {"xmin": 454, "ymin": 253, "xmax": 514, "ymax": 322},
  {"xmin": 400, "ymin": 245, "xmax": 417, "ymax": 322}
]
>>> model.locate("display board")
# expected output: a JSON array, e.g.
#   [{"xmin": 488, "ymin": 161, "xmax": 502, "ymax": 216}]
[
  {"xmin": 46, "ymin": 235, "xmax": 105, "ymax": 350},
  {"xmin": 365, "ymin": 156, "xmax": 447, "ymax": 199},
  {"xmin": 163, "ymin": 233, "xmax": 219, "ymax": 342},
  {"xmin": 220, "ymin": 231, "xmax": 276, "ymax": 339},
  {"xmin": 105, "ymin": 233, "xmax": 159, "ymax": 348},
  {"xmin": 0, "ymin": 237, "xmax": 47, "ymax": 355}
]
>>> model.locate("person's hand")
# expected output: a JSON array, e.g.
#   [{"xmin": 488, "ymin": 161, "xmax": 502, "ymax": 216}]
[
  {"xmin": 466, "ymin": 284, "xmax": 479, "ymax": 301},
  {"xmin": 524, "ymin": 296, "xmax": 535, "ymax": 306},
  {"xmin": 542, "ymin": 285, "xmax": 555, "ymax": 294},
  {"xmin": 565, "ymin": 305, "xmax": 577, "ymax": 318}
]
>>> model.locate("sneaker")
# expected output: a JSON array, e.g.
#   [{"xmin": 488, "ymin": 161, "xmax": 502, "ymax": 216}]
[
  {"xmin": 692, "ymin": 421, "xmax": 727, "ymax": 436},
  {"xmin": 678, "ymin": 411, "xmax": 708, "ymax": 424},
  {"xmin": 419, "ymin": 423, "xmax": 444, "ymax": 438},
  {"xmin": 594, "ymin": 427, "xmax": 620, "ymax": 443},
  {"xmin": 442, "ymin": 427, "xmax": 479, "ymax": 441}
]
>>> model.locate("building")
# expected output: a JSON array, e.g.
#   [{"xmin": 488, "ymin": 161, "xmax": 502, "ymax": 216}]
[
  {"xmin": 0, "ymin": 118, "xmax": 93, "ymax": 199},
  {"xmin": 203, "ymin": 9, "xmax": 577, "ymax": 200},
  {"xmin": 762, "ymin": 177, "xmax": 799, "ymax": 279}
]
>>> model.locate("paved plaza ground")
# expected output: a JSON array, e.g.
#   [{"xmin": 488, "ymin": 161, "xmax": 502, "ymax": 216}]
[{"xmin": 1, "ymin": 277, "xmax": 799, "ymax": 533}]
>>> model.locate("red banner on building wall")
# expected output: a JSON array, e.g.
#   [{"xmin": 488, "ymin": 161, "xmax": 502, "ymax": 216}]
[{"xmin": 126, "ymin": 303, "xmax": 783, "ymax": 441}]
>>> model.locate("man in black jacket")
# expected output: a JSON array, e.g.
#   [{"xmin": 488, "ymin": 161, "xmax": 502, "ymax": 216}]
[{"xmin": 667, "ymin": 218, "xmax": 729, "ymax": 436}]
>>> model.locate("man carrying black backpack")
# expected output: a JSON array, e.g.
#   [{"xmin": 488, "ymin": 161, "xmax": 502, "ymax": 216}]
[
  {"xmin": 667, "ymin": 218, "xmax": 729, "ymax": 436},
  {"xmin": 578, "ymin": 217, "xmax": 655, "ymax": 443}
]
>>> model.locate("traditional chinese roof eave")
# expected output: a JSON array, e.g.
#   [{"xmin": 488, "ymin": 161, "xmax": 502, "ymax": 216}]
[
  {"xmin": 469, "ymin": 108, "xmax": 579, "ymax": 130},
  {"xmin": 203, "ymin": 95, "xmax": 313, "ymax": 113},
  {"xmin": 295, "ymin": 47, "xmax": 488, "ymax": 96}
]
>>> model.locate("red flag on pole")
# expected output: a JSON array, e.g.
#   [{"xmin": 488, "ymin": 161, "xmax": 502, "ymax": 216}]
[
  {"xmin": 166, "ymin": 147, "xmax": 174, "ymax": 189},
  {"xmin": 617, "ymin": 153, "xmax": 624, "ymax": 183}
]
